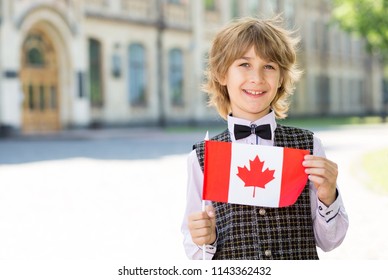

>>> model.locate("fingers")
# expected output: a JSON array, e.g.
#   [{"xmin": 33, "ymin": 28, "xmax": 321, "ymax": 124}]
[
  {"xmin": 303, "ymin": 155, "xmax": 338, "ymax": 171},
  {"xmin": 303, "ymin": 155, "xmax": 338, "ymax": 182},
  {"xmin": 303, "ymin": 155, "xmax": 338, "ymax": 206},
  {"xmin": 188, "ymin": 205, "xmax": 216, "ymax": 246},
  {"xmin": 205, "ymin": 204, "xmax": 215, "ymax": 218}
]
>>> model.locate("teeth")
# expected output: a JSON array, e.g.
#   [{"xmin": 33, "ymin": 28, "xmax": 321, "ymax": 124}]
[{"xmin": 245, "ymin": 90, "xmax": 264, "ymax": 95}]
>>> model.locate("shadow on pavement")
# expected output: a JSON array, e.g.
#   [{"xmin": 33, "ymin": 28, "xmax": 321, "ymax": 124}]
[{"xmin": 0, "ymin": 127, "xmax": 223, "ymax": 164}]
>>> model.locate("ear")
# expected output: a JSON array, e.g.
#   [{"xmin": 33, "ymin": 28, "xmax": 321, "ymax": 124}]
[
  {"xmin": 278, "ymin": 77, "xmax": 283, "ymax": 88},
  {"xmin": 218, "ymin": 74, "xmax": 227, "ymax": 86}
]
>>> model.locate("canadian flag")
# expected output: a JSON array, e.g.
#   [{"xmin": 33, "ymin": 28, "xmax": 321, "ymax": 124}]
[{"xmin": 203, "ymin": 141, "xmax": 310, "ymax": 208}]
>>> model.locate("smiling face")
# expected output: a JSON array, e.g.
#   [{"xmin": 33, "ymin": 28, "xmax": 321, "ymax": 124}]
[{"xmin": 220, "ymin": 46, "xmax": 283, "ymax": 121}]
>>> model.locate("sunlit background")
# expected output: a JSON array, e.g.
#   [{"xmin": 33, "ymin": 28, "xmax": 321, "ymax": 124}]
[
  {"xmin": 0, "ymin": 0, "xmax": 387, "ymax": 263},
  {"xmin": 0, "ymin": 0, "xmax": 386, "ymax": 135}
]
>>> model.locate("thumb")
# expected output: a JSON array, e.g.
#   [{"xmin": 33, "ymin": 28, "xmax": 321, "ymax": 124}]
[{"xmin": 205, "ymin": 204, "xmax": 216, "ymax": 219}]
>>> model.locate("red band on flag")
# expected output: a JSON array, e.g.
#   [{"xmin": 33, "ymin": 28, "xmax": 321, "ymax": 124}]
[
  {"xmin": 279, "ymin": 148, "xmax": 310, "ymax": 207},
  {"xmin": 203, "ymin": 141, "xmax": 231, "ymax": 203}
]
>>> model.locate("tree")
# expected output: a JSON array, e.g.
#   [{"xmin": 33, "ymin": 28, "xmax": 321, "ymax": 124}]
[
  {"xmin": 332, "ymin": 0, "xmax": 388, "ymax": 121},
  {"xmin": 331, "ymin": 0, "xmax": 388, "ymax": 61}
]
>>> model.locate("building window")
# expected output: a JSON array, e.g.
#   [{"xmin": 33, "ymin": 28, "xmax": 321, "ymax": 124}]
[
  {"xmin": 28, "ymin": 84, "xmax": 34, "ymax": 110},
  {"xmin": 27, "ymin": 48, "xmax": 45, "ymax": 66},
  {"xmin": 88, "ymin": 38, "xmax": 104, "ymax": 107},
  {"xmin": 50, "ymin": 85, "xmax": 57, "ymax": 109},
  {"xmin": 25, "ymin": 34, "xmax": 46, "ymax": 67},
  {"xmin": 128, "ymin": 43, "xmax": 147, "ymax": 106},
  {"xmin": 169, "ymin": 48, "xmax": 184, "ymax": 106},
  {"xmin": 317, "ymin": 75, "xmax": 330, "ymax": 114}
]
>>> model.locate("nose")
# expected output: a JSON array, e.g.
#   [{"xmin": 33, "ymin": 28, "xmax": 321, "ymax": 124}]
[{"xmin": 249, "ymin": 69, "xmax": 264, "ymax": 84}]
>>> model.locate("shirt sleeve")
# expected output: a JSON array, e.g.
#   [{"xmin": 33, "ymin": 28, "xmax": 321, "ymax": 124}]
[
  {"xmin": 311, "ymin": 136, "xmax": 349, "ymax": 251},
  {"xmin": 181, "ymin": 149, "xmax": 216, "ymax": 260}
]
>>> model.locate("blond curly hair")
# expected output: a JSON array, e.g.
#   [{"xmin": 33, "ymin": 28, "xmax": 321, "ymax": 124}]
[{"xmin": 202, "ymin": 15, "xmax": 302, "ymax": 120}]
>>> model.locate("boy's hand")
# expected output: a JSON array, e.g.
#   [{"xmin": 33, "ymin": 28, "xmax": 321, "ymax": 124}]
[
  {"xmin": 303, "ymin": 155, "xmax": 338, "ymax": 206},
  {"xmin": 188, "ymin": 205, "xmax": 216, "ymax": 246}
]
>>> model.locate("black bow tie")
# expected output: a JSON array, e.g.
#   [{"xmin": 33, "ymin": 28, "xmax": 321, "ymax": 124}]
[{"xmin": 234, "ymin": 124, "xmax": 272, "ymax": 140}]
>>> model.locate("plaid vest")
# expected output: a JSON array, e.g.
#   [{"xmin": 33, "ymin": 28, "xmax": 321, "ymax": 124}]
[{"xmin": 193, "ymin": 124, "xmax": 319, "ymax": 260}]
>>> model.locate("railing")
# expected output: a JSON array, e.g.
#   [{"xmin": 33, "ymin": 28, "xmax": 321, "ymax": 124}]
[
  {"xmin": 84, "ymin": 0, "xmax": 107, "ymax": 8},
  {"xmin": 84, "ymin": 0, "xmax": 191, "ymax": 30},
  {"xmin": 164, "ymin": 2, "xmax": 191, "ymax": 30},
  {"xmin": 121, "ymin": 0, "xmax": 156, "ymax": 20}
]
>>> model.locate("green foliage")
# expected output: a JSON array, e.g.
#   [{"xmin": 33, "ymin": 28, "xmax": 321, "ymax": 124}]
[{"xmin": 332, "ymin": 0, "xmax": 388, "ymax": 60}]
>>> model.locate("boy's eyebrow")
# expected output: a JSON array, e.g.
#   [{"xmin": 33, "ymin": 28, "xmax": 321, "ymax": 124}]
[
  {"xmin": 234, "ymin": 56, "xmax": 255, "ymax": 63},
  {"xmin": 237, "ymin": 56, "xmax": 274, "ymax": 63},
  {"xmin": 238, "ymin": 56, "xmax": 254, "ymax": 60}
]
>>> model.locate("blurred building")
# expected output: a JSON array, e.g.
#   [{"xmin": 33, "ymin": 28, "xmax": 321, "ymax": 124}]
[{"xmin": 0, "ymin": 0, "xmax": 384, "ymax": 133}]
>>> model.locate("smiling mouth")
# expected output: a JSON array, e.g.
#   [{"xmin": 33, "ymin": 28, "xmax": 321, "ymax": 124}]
[{"xmin": 243, "ymin": 89, "xmax": 266, "ymax": 95}]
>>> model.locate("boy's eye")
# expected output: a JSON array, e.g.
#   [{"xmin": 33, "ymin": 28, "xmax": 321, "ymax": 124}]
[
  {"xmin": 239, "ymin": 62, "xmax": 250, "ymax": 67},
  {"xmin": 264, "ymin": 64, "xmax": 275, "ymax": 70}
]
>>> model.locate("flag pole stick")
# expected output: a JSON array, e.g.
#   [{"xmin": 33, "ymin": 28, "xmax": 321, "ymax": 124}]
[
  {"xmin": 202, "ymin": 131, "xmax": 209, "ymax": 261},
  {"xmin": 202, "ymin": 200, "xmax": 206, "ymax": 260}
]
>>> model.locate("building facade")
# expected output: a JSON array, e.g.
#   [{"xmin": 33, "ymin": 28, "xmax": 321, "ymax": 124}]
[{"xmin": 0, "ymin": 0, "xmax": 384, "ymax": 133}]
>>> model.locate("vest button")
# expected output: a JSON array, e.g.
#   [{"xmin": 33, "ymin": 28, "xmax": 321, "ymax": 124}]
[
  {"xmin": 264, "ymin": 249, "xmax": 272, "ymax": 257},
  {"xmin": 259, "ymin": 208, "xmax": 266, "ymax": 215}
]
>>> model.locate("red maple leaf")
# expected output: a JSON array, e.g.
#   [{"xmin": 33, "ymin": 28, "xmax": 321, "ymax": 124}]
[{"xmin": 236, "ymin": 155, "xmax": 275, "ymax": 198}]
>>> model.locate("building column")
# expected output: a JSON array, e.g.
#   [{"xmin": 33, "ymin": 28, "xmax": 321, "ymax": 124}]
[
  {"xmin": 191, "ymin": 0, "xmax": 205, "ymax": 122},
  {"xmin": 0, "ymin": 0, "xmax": 22, "ymax": 132},
  {"xmin": 370, "ymin": 56, "xmax": 384, "ymax": 113}
]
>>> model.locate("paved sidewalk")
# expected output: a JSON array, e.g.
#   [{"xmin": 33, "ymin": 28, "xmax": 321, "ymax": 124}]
[
  {"xmin": 313, "ymin": 124, "xmax": 388, "ymax": 259},
  {"xmin": 0, "ymin": 123, "xmax": 387, "ymax": 260}
]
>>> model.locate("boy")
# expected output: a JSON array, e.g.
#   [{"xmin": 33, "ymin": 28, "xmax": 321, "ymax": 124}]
[{"xmin": 181, "ymin": 16, "xmax": 348, "ymax": 260}]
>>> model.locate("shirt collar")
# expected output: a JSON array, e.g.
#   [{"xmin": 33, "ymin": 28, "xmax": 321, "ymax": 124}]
[{"xmin": 227, "ymin": 111, "xmax": 277, "ymax": 140}]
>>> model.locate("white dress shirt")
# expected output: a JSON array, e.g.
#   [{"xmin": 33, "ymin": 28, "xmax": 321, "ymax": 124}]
[{"xmin": 181, "ymin": 111, "xmax": 349, "ymax": 260}]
